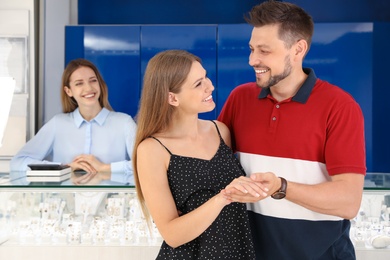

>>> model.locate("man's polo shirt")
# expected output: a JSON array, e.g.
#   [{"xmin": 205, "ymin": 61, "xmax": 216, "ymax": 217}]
[{"xmin": 218, "ymin": 68, "xmax": 366, "ymax": 259}]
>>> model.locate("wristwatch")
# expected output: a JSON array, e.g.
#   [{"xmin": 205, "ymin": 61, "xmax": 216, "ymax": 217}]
[{"xmin": 271, "ymin": 177, "xmax": 287, "ymax": 199}]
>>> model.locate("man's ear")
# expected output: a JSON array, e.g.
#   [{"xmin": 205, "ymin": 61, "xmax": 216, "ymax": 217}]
[
  {"xmin": 294, "ymin": 39, "xmax": 308, "ymax": 60},
  {"xmin": 64, "ymin": 86, "xmax": 73, "ymax": 97},
  {"xmin": 168, "ymin": 92, "xmax": 179, "ymax": 106}
]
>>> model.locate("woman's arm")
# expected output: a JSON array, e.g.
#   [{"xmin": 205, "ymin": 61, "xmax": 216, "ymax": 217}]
[
  {"xmin": 10, "ymin": 118, "xmax": 56, "ymax": 171},
  {"xmin": 110, "ymin": 115, "xmax": 137, "ymax": 183},
  {"xmin": 137, "ymin": 138, "xmax": 232, "ymax": 248}
]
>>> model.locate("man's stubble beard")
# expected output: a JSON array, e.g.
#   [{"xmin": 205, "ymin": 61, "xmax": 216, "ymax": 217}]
[{"xmin": 257, "ymin": 55, "xmax": 292, "ymax": 89}]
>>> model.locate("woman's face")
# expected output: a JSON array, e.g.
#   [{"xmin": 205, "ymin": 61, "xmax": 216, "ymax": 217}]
[
  {"xmin": 173, "ymin": 61, "xmax": 215, "ymax": 114},
  {"xmin": 64, "ymin": 66, "xmax": 101, "ymax": 109}
]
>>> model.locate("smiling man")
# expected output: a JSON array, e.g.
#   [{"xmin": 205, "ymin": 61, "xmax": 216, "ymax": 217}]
[{"xmin": 218, "ymin": 1, "xmax": 366, "ymax": 259}]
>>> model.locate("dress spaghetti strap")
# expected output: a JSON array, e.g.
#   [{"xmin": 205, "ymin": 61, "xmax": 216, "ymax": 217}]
[
  {"xmin": 149, "ymin": 136, "xmax": 173, "ymax": 155},
  {"xmin": 210, "ymin": 120, "xmax": 223, "ymax": 140}
]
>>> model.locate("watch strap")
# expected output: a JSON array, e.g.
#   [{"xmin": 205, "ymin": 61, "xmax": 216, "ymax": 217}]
[{"xmin": 271, "ymin": 177, "xmax": 287, "ymax": 199}]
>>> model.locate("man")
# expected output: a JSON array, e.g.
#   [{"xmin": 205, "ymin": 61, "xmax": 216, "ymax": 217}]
[{"xmin": 218, "ymin": 1, "xmax": 366, "ymax": 259}]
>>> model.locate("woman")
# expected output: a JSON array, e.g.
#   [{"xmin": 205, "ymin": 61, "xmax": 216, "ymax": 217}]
[
  {"xmin": 10, "ymin": 58, "xmax": 136, "ymax": 184},
  {"xmin": 133, "ymin": 50, "xmax": 263, "ymax": 259}
]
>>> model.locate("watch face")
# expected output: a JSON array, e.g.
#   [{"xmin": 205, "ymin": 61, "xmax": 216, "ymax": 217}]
[{"xmin": 271, "ymin": 192, "xmax": 286, "ymax": 200}]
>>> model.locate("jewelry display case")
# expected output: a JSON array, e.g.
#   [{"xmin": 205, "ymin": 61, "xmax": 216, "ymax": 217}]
[
  {"xmin": 350, "ymin": 172, "xmax": 390, "ymax": 259},
  {"xmin": 0, "ymin": 172, "xmax": 161, "ymax": 260},
  {"xmin": 1, "ymin": 171, "xmax": 390, "ymax": 260}
]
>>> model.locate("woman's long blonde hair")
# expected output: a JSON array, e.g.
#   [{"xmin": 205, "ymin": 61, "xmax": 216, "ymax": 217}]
[
  {"xmin": 61, "ymin": 58, "xmax": 113, "ymax": 112},
  {"xmin": 133, "ymin": 50, "xmax": 201, "ymax": 222}
]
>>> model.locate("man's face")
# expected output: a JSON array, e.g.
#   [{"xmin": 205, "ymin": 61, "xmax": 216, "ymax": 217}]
[{"xmin": 249, "ymin": 24, "xmax": 293, "ymax": 89}]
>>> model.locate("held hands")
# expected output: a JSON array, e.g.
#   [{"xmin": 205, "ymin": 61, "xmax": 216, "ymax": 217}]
[
  {"xmin": 225, "ymin": 172, "xmax": 280, "ymax": 203},
  {"xmin": 214, "ymin": 176, "xmax": 263, "ymax": 208}
]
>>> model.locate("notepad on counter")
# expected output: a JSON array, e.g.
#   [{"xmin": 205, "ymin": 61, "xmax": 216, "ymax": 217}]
[
  {"xmin": 26, "ymin": 173, "xmax": 71, "ymax": 182},
  {"xmin": 27, "ymin": 164, "xmax": 72, "ymax": 176}
]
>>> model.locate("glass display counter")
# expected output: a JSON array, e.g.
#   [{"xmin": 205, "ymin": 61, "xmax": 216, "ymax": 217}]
[
  {"xmin": 1, "ymin": 171, "xmax": 390, "ymax": 260},
  {"xmin": 0, "ymin": 171, "xmax": 161, "ymax": 259},
  {"xmin": 350, "ymin": 172, "xmax": 390, "ymax": 259}
]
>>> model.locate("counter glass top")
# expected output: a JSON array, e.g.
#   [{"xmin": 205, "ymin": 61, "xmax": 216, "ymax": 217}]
[
  {"xmin": 0, "ymin": 171, "xmax": 135, "ymax": 189},
  {"xmin": 0, "ymin": 171, "xmax": 389, "ymax": 190}
]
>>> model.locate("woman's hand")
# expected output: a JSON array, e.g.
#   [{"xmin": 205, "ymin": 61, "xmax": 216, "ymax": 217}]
[
  {"xmin": 72, "ymin": 154, "xmax": 110, "ymax": 172},
  {"xmin": 224, "ymin": 176, "xmax": 269, "ymax": 203},
  {"xmin": 68, "ymin": 159, "xmax": 97, "ymax": 173}
]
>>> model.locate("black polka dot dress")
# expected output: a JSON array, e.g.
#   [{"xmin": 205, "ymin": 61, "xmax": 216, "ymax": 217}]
[{"xmin": 152, "ymin": 121, "xmax": 255, "ymax": 260}]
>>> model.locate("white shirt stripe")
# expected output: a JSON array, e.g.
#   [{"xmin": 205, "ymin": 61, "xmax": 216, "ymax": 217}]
[{"xmin": 239, "ymin": 152, "xmax": 342, "ymax": 221}]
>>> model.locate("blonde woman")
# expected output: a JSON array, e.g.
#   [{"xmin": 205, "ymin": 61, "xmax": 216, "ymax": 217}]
[
  {"xmin": 133, "ymin": 50, "xmax": 265, "ymax": 259},
  {"xmin": 11, "ymin": 58, "xmax": 136, "ymax": 184}
]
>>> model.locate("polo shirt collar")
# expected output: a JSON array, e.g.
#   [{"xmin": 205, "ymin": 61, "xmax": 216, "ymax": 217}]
[
  {"xmin": 73, "ymin": 107, "xmax": 110, "ymax": 127},
  {"xmin": 258, "ymin": 68, "xmax": 317, "ymax": 104}
]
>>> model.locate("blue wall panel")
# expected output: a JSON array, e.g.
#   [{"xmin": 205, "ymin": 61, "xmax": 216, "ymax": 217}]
[
  {"xmin": 65, "ymin": 26, "xmax": 141, "ymax": 117},
  {"xmin": 140, "ymin": 25, "xmax": 217, "ymax": 119},
  {"xmin": 217, "ymin": 24, "xmax": 253, "ymax": 115},
  {"xmin": 78, "ymin": 0, "xmax": 260, "ymax": 24},
  {"xmin": 78, "ymin": 0, "xmax": 390, "ymax": 24},
  {"xmin": 372, "ymin": 23, "xmax": 390, "ymax": 172},
  {"xmin": 65, "ymin": 26, "xmax": 85, "ymax": 60}
]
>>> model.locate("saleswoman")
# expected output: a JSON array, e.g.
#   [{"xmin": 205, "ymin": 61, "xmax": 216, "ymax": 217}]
[{"xmin": 10, "ymin": 58, "xmax": 136, "ymax": 185}]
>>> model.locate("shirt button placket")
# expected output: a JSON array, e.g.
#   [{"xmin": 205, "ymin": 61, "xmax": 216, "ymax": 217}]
[
  {"xmin": 269, "ymin": 103, "xmax": 280, "ymax": 132},
  {"xmin": 272, "ymin": 103, "xmax": 280, "ymax": 121}
]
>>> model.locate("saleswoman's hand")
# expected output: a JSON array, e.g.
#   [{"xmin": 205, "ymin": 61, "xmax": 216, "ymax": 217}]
[
  {"xmin": 68, "ymin": 160, "xmax": 97, "ymax": 173},
  {"xmin": 72, "ymin": 154, "xmax": 111, "ymax": 172}
]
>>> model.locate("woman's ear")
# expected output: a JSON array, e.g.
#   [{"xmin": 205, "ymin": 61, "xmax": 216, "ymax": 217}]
[
  {"xmin": 64, "ymin": 86, "xmax": 73, "ymax": 97},
  {"xmin": 168, "ymin": 92, "xmax": 179, "ymax": 106}
]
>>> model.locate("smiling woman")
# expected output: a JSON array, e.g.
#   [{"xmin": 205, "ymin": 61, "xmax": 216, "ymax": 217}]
[
  {"xmin": 132, "ymin": 50, "xmax": 261, "ymax": 259},
  {"xmin": 10, "ymin": 59, "xmax": 137, "ymax": 185},
  {"xmin": 61, "ymin": 59, "xmax": 112, "ymax": 115},
  {"xmin": 63, "ymin": 66, "xmax": 101, "ymax": 119}
]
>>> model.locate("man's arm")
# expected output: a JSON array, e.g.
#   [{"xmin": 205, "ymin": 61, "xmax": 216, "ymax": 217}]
[
  {"xmin": 226, "ymin": 172, "xmax": 365, "ymax": 220},
  {"xmin": 284, "ymin": 173, "xmax": 365, "ymax": 219}
]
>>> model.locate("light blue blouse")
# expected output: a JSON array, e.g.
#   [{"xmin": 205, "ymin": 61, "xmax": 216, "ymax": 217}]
[{"xmin": 10, "ymin": 108, "xmax": 136, "ymax": 184}]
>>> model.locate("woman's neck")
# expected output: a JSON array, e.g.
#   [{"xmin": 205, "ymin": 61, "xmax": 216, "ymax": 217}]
[
  {"xmin": 79, "ymin": 105, "xmax": 103, "ymax": 121},
  {"xmin": 165, "ymin": 113, "xmax": 200, "ymax": 139}
]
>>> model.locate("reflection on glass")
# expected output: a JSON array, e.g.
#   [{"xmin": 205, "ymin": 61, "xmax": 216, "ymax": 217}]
[{"xmin": 5, "ymin": 171, "xmax": 133, "ymax": 187}]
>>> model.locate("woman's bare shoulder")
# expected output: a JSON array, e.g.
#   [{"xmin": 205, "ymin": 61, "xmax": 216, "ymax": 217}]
[
  {"xmin": 138, "ymin": 137, "xmax": 162, "ymax": 153},
  {"xmin": 212, "ymin": 120, "xmax": 231, "ymax": 147}
]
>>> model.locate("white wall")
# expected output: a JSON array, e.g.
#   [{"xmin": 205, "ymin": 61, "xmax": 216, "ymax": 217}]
[
  {"xmin": 0, "ymin": 0, "xmax": 77, "ymax": 172},
  {"xmin": 0, "ymin": 0, "xmax": 35, "ymax": 172}
]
